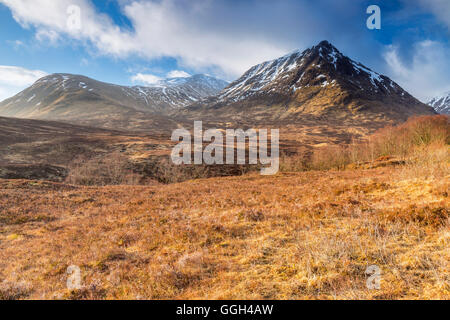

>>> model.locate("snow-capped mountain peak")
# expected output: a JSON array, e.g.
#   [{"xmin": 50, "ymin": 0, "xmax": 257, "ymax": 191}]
[
  {"xmin": 217, "ymin": 40, "xmax": 406, "ymax": 104},
  {"xmin": 127, "ymin": 74, "xmax": 228, "ymax": 108},
  {"xmin": 186, "ymin": 40, "xmax": 435, "ymax": 123},
  {"xmin": 428, "ymin": 91, "xmax": 450, "ymax": 115}
]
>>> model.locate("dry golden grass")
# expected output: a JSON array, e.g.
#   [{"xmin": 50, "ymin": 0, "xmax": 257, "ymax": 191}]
[
  {"xmin": 0, "ymin": 115, "xmax": 448, "ymax": 300},
  {"xmin": 288, "ymin": 115, "xmax": 450, "ymax": 172},
  {"xmin": 0, "ymin": 163, "xmax": 448, "ymax": 300}
]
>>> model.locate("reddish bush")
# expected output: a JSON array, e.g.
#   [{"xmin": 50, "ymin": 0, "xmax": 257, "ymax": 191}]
[{"xmin": 282, "ymin": 115, "xmax": 450, "ymax": 171}]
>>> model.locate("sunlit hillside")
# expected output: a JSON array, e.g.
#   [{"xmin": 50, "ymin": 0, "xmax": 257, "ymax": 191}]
[{"xmin": 0, "ymin": 116, "xmax": 448, "ymax": 300}]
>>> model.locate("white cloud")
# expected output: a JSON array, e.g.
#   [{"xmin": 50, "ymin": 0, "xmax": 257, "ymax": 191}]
[
  {"xmin": 0, "ymin": 65, "xmax": 48, "ymax": 101},
  {"xmin": 384, "ymin": 41, "xmax": 450, "ymax": 101},
  {"xmin": 0, "ymin": 0, "xmax": 135, "ymax": 55},
  {"xmin": 0, "ymin": 0, "xmax": 288, "ymax": 78},
  {"xmin": 131, "ymin": 73, "xmax": 162, "ymax": 85},
  {"xmin": 122, "ymin": 0, "xmax": 287, "ymax": 78},
  {"xmin": 416, "ymin": 0, "xmax": 450, "ymax": 30},
  {"xmin": 0, "ymin": 65, "xmax": 47, "ymax": 87},
  {"xmin": 35, "ymin": 28, "xmax": 61, "ymax": 44},
  {"xmin": 167, "ymin": 70, "xmax": 191, "ymax": 78},
  {"xmin": 131, "ymin": 70, "xmax": 191, "ymax": 85},
  {"xmin": 0, "ymin": 87, "xmax": 18, "ymax": 103},
  {"xmin": 3, "ymin": 0, "xmax": 448, "ymax": 93}
]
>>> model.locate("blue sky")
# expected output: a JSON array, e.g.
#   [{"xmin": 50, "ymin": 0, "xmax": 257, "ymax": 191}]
[{"xmin": 0, "ymin": 0, "xmax": 449, "ymax": 102}]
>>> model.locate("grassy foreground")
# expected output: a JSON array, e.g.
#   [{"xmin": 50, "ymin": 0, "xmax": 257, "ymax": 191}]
[
  {"xmin": 0, "ymin": 116, "xmax": 448, "ymax": 300},
  {"xmin": 0, "ymin": 163, "xmax": 448, "ymax": 300}
]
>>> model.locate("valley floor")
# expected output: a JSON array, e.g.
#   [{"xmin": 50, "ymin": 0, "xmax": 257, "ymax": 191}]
[{"xmin": 0, "ymin": 166, "xmax": 448, "ymax": 300}]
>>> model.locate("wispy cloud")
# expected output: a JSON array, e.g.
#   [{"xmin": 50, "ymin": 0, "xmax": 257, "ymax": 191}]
[
  {"xmin": 384, "ymin": 41, "xmax": 450, "ymax": 101},
  {"xmin": 0, "ymin": 65, "xmax": 47, "ymax": 101},
  {"xmin": 1, "ymin": 0, "xmax": 367, "ymax": 79},
  {"xmin": 0, "ymin": 0, "xmax": 288, "ymax": 78},
  {"xmin": 0, "ymin": 0, "xmax": 135, "ymax": 54},
  {"xmin": 131, "ymin": 69, "xmax": 192, "ymax": 85},
  {"xmin": 416, "ymin": 0, "xmax": 450, "ymax": 30},
  {"xmin": 0, "ymin": 0, "xmax": 392, "ymax": 79},
  {"xmin": 167, "ymin": 70, "xmax": 191, "ymax": 78},
  {"xmin": 130, "ymin": 73, "xmax": 162, "ymax": 85}
]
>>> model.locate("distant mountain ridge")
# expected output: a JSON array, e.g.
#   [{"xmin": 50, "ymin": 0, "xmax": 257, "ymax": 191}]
[
  {"xmin": 428, "ymin": 92, "xmax": 450, "ymax": 115},
  {"xmin": 187, "ymin": 41, "xmax": 435, "ymax": 124},
  {"xmin": 0, "ymin": 73, "xmax": 227, "ymax": 127}
]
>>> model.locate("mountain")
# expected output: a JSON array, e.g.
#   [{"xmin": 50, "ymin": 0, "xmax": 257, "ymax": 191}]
[
  {"xmin": 188, "ymin": 41, "xmax": 435, "ymax": 124},
  {"xmin": 0, "ymin": 73, "xmax": 227, "ymax": 129},
  {"xmin": 428, "ymin": 92, "xmax": 450, "ymax": 115},
  {"xmin": 151, "ymin": 75, "xmax": 229, "ymax": 105},
  {"xmin": 0, "ymin": 42, "xmax": 436, "ymax": 131}
]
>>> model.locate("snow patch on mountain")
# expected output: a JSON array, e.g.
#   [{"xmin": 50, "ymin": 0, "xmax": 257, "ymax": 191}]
[
  {"xmin": 21, "ymin": 73, "xmax": 228, "ymax": 111},
  {"xmin": 216, "ymin": 40, "xmax": 405, "ymax": 104},
  {"xmin": 428, "ymin": 92, "xmax": 450, "ymax": 114}
]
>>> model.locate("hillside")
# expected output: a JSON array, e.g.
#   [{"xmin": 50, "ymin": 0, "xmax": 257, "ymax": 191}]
[
  {"xmin": 0, "ymin": 113, "xmax": 386, "ymax": 185},
  {"xmin": 0, "ymin": 116, "xmax": 176, "ymax": 182},
  {"xmin": 0, "ymin": 166, "xmax": 448, "ymax": 300},
  {"xmin": 0, "ymin": 74, "xmax": 226, "ymax": 129},
  {"xmin": 0, "ymin": 115, "xmax": 448, "ymax": 300},
  {"xmin": 186, "ymin": 41, "xmax": 435, "ymax": 125}
]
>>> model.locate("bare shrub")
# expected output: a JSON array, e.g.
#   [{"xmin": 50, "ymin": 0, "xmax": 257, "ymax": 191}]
[
  {"xmin": 406, "ymin": 115, "xmax": 449, "ymax": 146},
  {"xmin": 283, "ymin": 115, "xmax": 449, "ymax": 172},
  {"xmin": 66, "ymin": 152, "xmax": 142, "ymax": 186},
  {"xmin": 311, "ymin": 145, "xmax": 349, "ymax": 171},
  {"xmin": 381, "ymin": 203, "xmax": 449, "ymax": 228},
  {"xmin": 143, "ymin": 156, "xmax": 257, "ymax": 184},
  {"xmin": 0, "ymin": 280, "xmax": 31, "ymax": 300},
  {"xmin": 146, "ymin": 157, "xmax": 208, "ymax": 184},
  {"xmin": 367, "ymin": 115, "xmax": 449, "ymax": 160},
  {"xmin": 402, "ymin": 143, "xmax": 450, "ymax": 179},
  {"xmin": 66, "ymin": 281, "xmax": 107, "ymax": 300},
  {"xmin": 279, "ymin": 151, "xmax": 309, "ymax": 172}
]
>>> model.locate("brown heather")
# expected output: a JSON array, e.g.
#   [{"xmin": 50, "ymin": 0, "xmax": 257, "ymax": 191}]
[
  {"xmin": 0, "ymin": 116, "xmax": 448, "ymax": 300},
  {"xmin": 283, "ymin": 115, "xmax": 449, "ymax": 173},
  {"xmin": 65, "ymin": 152, "xmax": 142, "ymax": 186}
]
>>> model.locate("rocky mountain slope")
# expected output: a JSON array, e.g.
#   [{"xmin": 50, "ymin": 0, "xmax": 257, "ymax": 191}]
[
  {"xmin": 0, "ymin": 41, "xmax": 436, "ymax": 131},
  {"xmin": 428, "ymin": 92, "xmax": 450, "ymax": 114},
  {"xmin": 0, "ymin": 73, "xmax": 227, "ymax": 128},
  {"xmin": 187, "ymin": 41, "xmax": 435, "ymax": 124}
]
